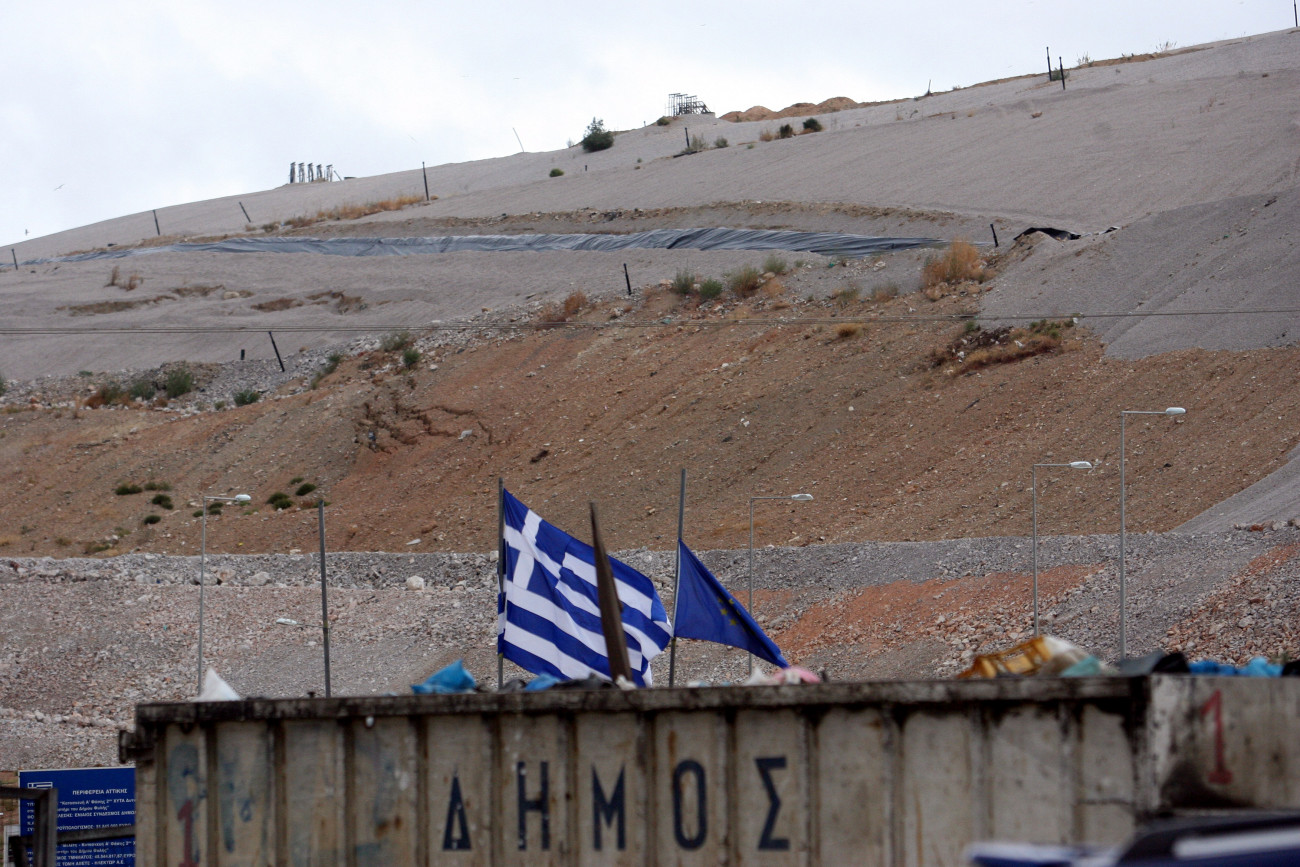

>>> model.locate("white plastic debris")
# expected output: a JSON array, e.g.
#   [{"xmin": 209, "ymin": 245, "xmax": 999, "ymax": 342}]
[{"xmin": 196, "ymin": 668, "xmax": 241, "ymax": 702}]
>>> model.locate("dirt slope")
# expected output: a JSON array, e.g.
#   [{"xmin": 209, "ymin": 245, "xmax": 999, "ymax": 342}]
[{"xmin": 2, "ymin": 267, "xmax": 1298, "ymax": 560}]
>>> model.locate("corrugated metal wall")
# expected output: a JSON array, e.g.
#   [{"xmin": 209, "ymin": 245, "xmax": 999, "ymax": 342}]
[{"xmin": 120, "ymin": 677, "xmax": 1300, "ymax": 867}]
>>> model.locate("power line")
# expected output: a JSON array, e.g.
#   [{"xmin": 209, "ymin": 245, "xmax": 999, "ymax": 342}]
[{"xmin": 0, "ymin": 306, "xmax": 1297, "ymax": 336}]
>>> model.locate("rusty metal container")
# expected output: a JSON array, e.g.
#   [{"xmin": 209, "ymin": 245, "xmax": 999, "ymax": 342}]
[{"xmin": 118, "ymin": 676, "xmax": 1300, "ymax": 866}]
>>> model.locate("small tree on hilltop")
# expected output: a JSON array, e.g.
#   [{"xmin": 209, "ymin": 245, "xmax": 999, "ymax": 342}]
[{"xmin": 580, "ymin": 118, "xmax": 614, "ymax": 152}]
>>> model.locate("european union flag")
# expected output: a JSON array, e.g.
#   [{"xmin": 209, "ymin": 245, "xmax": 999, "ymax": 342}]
[{"xmin": 674, "ymin": 540, "xmax": 789, "ymax": 668}]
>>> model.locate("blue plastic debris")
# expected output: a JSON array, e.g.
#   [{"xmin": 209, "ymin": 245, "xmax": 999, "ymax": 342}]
[
  {"xmin": 1188, "ymin": 656, "xmax": 1282, "ymax": 677},
  {"xmin": 524, "ymin": 673, "xmax": 562, "ymax": 691},
  {"xmin": 411, "ymin": 659, "xmax": 477, "ymax": 694}
]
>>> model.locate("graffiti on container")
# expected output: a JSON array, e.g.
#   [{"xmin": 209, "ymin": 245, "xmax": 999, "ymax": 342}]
[
  {"xmin": 1199, "ymin": 689, "xmax": 1234, "ymax": 785},
  {"xmin": 166, "ymin": 743, "xmax": 202, "ymax": 867}
]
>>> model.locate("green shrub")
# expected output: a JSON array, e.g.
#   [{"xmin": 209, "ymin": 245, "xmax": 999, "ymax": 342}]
[
  {"xmin": 802, "ymin": 117, "xmax": 823, "ymax": 132},
  {"xmin": 115, "ymin": 483, "xmax": 142, "ymax": 496},
  {"xmin": 142, "ymin": 514, "xmax": 161, "ymax": 525},
  {"xmin": 233, "ymin": 389, "xmax": 260, "ymax": 406},
  {"xmin": 549, "ymin": 168, "xmax": 564, "ymax": 177},
  {"xmin": 778, "ymin": 124, "xmax": 794, "ymax": 139},
  {"xmin": 295, "ymin": 483, "xmax": 317, "ymax": 497},
  {"xmin": 143, "ymin": 480, "xmax": 171, "ymax": 491},
  {"xmin": 380, "ymin": 330, "xmax": 413, "ymax": 352},
  {"xmin": 0, "ymin": 373, "xmax": 6, "ymax": 397},
  {"xmin": 580, "ymin": 118, "xmax": 614, "ymax": 153},
  {"xmin": 964, "ymin": 319, "xmax": 982, "ymax": 334},
  {"xmin": 656, "ymin": 116, "xmax": 672, "ymax": 126},
  {"xmin": 402, "ymin": 347, "xmax": 421, "ymax": 368},
  {"xmin": 687, "ymin": 134, "xmax": 708, "ymax": 153},
  {"xmin": 192, "ymin": 509, "xmax": 204, "ymax": 518},
  {"xmin": 698, "ymin": 278, "xmax": 724, "ymax": 300},
  {"xmin": 129, "ymin": 378, "xmax": 156, "ymax": 400},
  {"xmin": 324, "ymin": 353, "xmax": 342, "ymax": 374},
  {"xmin": 762, "ymin": 254, "xmax": 788, "ymax": 275},
  {"xmin": 165, "ymin": 366, "xmax": 193, "ymax": 398},
  {"xmin": 727, "ymin": 265, "xmax": 764, "ymax": 296},
  {"xmin": 1049, "ymin": 67, "xmax": 1069, "ymax": 82},
  {"xmin": 151, "ymin": 493, "xmax": 173, "ymax": 509},
  {"xmin": 267, "ymin": 492, "xmax": 293, "ymax": 511},
  {"xmin": 713, "ymin": 136, "xmax": 729, "ymax": 148},
  {"xmin": 671, "ymin": 270, "xmax": 696, "ymax": 295},
  {"xmin": 214, "ymin": 400, "xmax": 227, "ymax": 410},
  {"xmin": 290, "ymin": 476, "xmax": 304, "ymax": 484}
]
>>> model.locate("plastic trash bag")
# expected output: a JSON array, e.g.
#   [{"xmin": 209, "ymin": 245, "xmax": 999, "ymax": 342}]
[
  {"xmin": 196, "ymin": 668, "xmax": 241, "ymax": 701},
  {"xmin": 524, "ymin": 673, "xmax": 562, "ymax": 691},
  {"xmin": 1188, "ymin": 656, "xmax": 1282, "ymax": 677},
  {"xmin": 411, "ymin": 659, "xmax": 477, "ymax": 694}
]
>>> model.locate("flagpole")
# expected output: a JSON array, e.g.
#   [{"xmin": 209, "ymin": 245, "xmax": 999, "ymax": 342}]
[
  {"xmin": 590, "ymin": 502, "xmax": 634, "ymax": 684},
  {"xmin": 497, "ymin": 477, "xmax": 505, "ymax": 690},
  {"xmin": 668, "ymin": 468, "xmax": 686, "ymax": 687}
]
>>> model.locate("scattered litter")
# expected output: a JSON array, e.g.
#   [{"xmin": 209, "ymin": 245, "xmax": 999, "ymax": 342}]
[
  {"xmin": 411, "ymin": 659, "xmax": 476, "ymax": 694},
  {"xmin": 275, "ymin": 617, "xmax": 299, "ymax": 626}
]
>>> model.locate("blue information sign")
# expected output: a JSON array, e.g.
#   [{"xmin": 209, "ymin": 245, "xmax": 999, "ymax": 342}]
[{"xmin": 18, "ymin": 768, "xmax": 134, "ymax": 867}]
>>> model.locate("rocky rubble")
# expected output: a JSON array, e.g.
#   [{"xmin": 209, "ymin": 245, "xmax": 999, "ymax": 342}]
[{"xmin": 3, "ymin": 525, "xmax": 1298, "ymax": 769}]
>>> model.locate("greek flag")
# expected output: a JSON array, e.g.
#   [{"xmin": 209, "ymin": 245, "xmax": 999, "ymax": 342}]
[{"xmin": 498, "ymin": 490, "xmax": 672, "ymax": 685}]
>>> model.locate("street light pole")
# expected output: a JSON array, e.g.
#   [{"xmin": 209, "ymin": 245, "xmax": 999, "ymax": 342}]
[
  {"xmin": 1118, "ymin": 407, "xmax": 1185, "ymax": 659},
  {"xmin": 1032, "ymin": 461, "xmax": 1092, "ymax": 636},
  {"xmin": 198, "ymin": 492, "xmax": 251, "ymax": 693},
  {"xmin": 747, "ymin": 493, "xmax": 813, "ymax": 675}
]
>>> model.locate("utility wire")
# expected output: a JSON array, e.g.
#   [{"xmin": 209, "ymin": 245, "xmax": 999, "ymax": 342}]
[{"xmin": 0, "ymin": 306, "xmax": 1297, "ymax": 336}]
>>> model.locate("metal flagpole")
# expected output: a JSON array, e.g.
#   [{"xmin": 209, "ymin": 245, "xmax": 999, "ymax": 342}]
[
  {"xmin": 318, "ymin": 500, "xmax": 332, "ymax": 697},
  {"xmin": 497, "ymin": 477, "xmax": 505, "ymax": 689},
  {"xmin": 668, "ymin": 468, "xmax": 685, "ymax": 686}
]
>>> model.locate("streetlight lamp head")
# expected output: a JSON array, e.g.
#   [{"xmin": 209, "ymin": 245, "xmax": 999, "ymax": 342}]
[
  {"xmin": 791, "ymin": 493, "xmax": 813, "ymax": 501},
  {"xmin": 234, "ymin": 494, "xmax": 252, "ymax": 503},
  {"xmin": 1068, "ymin": 461, "xmax": 1093, "ymax": 469},
  {"xmin": 1165, "ymin": 407, "xmax": 1186, "ymax": 416}
]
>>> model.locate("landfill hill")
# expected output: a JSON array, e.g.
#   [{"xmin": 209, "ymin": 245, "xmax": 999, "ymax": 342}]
[{"xmin": 2, "ymin": 28, "xmax": 1300, "ymax": 767}]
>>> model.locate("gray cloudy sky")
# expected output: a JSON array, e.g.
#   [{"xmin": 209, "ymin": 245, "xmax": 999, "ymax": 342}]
[{"xmin": 2, "ymin": 1, "xmax": 1288, "ymax": 246}]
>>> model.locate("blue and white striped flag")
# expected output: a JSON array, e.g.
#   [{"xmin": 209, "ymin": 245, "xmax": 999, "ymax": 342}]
[{"xmin": 498, "ymin": 490, "xmax": 672, "ymax": 686}]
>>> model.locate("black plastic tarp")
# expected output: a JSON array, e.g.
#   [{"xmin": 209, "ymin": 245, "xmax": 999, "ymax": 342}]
[{"xmin": 32, "ymin": 228, "xmax": 941, "ymax": 264}]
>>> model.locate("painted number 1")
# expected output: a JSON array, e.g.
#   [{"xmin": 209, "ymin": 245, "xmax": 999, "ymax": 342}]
[{"xmin": 1199, "ymin": 689, "xmax": 1233, "ymax": 785}]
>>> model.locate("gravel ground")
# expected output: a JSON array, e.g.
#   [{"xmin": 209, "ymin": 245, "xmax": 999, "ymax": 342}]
[{"xmin": 3, "ymin": 524, "xmax": 1297, "ymax": 769}]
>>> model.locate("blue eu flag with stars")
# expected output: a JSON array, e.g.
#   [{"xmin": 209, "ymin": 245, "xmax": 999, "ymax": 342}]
[{"xmin": 674, "ymin": 540, "xmax": 789, "ymax": 668}]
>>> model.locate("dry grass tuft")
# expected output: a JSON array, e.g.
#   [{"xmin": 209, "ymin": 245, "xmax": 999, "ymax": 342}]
[
  {"xmin": 872, "ymin": 283, "xmax": 901, "ymax": 302},
  {"xmin": 562, "ymin": 290, "xmax": 588, "ymax": 318},
  {"xmin": 252, "ymin": 298, "xmax": 302, "ymax": 312},
  {"xmin": 286, "ymin": 195, "xmax": 424, "ymax": 230},
  {"xmin": 921, "ymin": 240, "xmax": 987, "ymax": 294},
  {"xmin": 727, "ymin": 265, "xmax": 764, "ymax": 297},
  {"xmin": 535, "ymin": 290, "xmax": 589, "ymax": 327},
  {"xmin": 831, "ymin": 284, "xmax": 861, "ymax": 307},
  {"xmin": 834, "ymin": 323, "xmax": 863, "ymax": 340}
]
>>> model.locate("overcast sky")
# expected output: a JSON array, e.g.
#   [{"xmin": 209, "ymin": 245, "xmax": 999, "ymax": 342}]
[{"xmin": 2, "ymin": 1, "xmax": 1290, "ymax": 246}]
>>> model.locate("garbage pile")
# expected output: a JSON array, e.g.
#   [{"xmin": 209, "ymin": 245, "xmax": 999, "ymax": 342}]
[
  {"xmin": 956, "ymin": 635, "xmax": 1300, "ymax": 680},
  {"xmin": 407, "ymin": 660, "xmax": 823, "ymax": 696}
]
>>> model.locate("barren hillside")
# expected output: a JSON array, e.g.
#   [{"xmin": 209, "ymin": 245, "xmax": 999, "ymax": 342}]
[{"xmin": 3, "ymin": 29, "xmax": 1300, "ymax": 768}]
